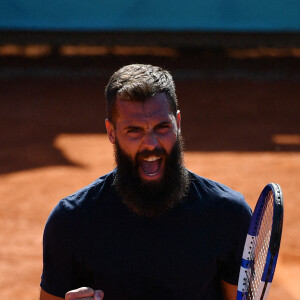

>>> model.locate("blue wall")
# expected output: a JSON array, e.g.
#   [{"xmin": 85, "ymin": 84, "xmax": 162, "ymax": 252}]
[{"xmin": 1, "ymin": 0, "xmax": 299, "ymax": 31}]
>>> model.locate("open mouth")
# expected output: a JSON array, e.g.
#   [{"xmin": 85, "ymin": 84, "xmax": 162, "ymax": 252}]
[{"xmin": 140, "ymin": 155, "xmax": 163, "ymax": 177}]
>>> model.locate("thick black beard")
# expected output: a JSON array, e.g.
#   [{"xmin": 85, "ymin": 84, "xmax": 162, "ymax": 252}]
[{"xmin": 112, "ymin": 135, "xmax": 190, "ymax": 218}]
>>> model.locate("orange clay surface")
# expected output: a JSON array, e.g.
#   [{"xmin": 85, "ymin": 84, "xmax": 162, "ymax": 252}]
[{"xmin": 0, "ymin": 76, "xmax": 299, "ymax": 299}]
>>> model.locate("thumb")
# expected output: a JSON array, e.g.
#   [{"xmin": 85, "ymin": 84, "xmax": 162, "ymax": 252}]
[{"xmin": 94, "ymin": 290, "xmax": 104, "ymax": 300}]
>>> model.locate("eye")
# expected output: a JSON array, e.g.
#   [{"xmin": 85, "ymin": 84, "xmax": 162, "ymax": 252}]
[
  {"xmin": 126, "ymin": 127, "xmax": 143, "ymax": 137},
  {"xmin": 127, "ymin": 128, "xmax": 141, "ymax": 133},
  {"xmin": 156, "ymin": 123, "xmax": 171, "ymax": 134}
]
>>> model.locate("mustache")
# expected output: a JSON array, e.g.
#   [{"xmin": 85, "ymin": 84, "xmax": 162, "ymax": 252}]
[{"xmin": 136, "ymin": 148, "xmax": 166, "ymax": 161}]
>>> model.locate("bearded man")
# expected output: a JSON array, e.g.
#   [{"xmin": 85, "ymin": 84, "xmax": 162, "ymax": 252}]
[{"xmin": 40, "ymin": 64, "xmax": 252, "ymax": 300}]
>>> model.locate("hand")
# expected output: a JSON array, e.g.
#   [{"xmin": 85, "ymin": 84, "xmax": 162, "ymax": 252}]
[{"xmin": 65, "ymin": 287, "xmax": 104, "ymax": 300}]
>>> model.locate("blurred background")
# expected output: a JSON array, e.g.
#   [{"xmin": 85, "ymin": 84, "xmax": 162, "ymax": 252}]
[{"xmin": 0, "ymin": 1, "xmax": 299, "ymax": 299}]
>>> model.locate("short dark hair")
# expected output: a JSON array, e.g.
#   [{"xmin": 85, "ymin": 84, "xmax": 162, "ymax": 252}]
[{"xmin": 105, "ymin": 64, "xmax": 178, "ymax": 123}]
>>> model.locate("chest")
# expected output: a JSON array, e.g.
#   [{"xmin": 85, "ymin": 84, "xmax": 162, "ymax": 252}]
[{"xmin": 74, "ymin": 212, "xmax": 223, "ymax": 299}]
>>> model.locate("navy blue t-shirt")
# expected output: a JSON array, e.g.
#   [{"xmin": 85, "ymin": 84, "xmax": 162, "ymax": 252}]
[{"xmin": 41, "ymin": 169, "xmax": 252, "ymax": 299}]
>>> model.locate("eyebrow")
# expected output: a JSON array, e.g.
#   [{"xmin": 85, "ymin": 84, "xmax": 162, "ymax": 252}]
[
  {"xmin": 123, "ymin": 125, "xmax": 143, "ymax": 131},
  {"xmin": 154, "ymin": 121, "xmax": 171, "ymax": 127},
  {"xmin": 123, "ymin": 120, "xmax": 172, "ymax": 130}
]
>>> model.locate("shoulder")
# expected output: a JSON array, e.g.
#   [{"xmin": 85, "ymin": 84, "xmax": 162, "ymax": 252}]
[
  {"xmin": 188, "ymin": 171, "xmax": 243, "ymax": 201},
  {"xmin": 187, "ymin": 170, "xmax": 251, "ymax": 216},
  {"xmin": 44, "ymin": 170, "xmax": 116, "ymax": 232},
  {"xmin": 185, "ymin": 170, "xmax": 252, "ymax": 237},
  {"xmin": 59, "ymin": 170, "xmax": 115, "ymax": 211}
]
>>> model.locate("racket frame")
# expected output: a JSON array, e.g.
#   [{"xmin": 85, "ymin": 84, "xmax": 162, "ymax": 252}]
[{"xmin": 237, "ymin": 183, "xmax": 283, "ymax": 300}]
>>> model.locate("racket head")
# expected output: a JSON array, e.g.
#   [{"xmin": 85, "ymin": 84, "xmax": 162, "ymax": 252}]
[{"xmin": 237, "ymin": 183, "xmax": 284, "ymax": 300}]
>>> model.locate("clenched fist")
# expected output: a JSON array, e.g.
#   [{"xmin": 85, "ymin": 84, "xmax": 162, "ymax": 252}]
[{"xmin": 65, "ymin": 287, "xmax": 104, "ymax": 300}]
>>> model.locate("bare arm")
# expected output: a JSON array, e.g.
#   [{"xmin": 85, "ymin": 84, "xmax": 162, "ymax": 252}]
[
  {"xmin": 220, "ymin": 280, "xmax": 237, "ymax": 300},
  {"xmin": 40, "ymin": 288, "xmax": 64, "ymax": 300}
]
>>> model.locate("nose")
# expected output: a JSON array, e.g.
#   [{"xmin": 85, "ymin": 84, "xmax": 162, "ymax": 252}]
[{"xmin": 142, "ymin": 131, "xmax": 159, "ymax": 151}]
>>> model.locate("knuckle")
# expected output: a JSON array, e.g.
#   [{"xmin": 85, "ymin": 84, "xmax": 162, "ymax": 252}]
[
  {"xmin": 95, "ymin": 290, "xmax": 105, "ymax": 299},
  {"xmin": 65, "ymin": 287, "xmax": 94, "ymax": 299}
]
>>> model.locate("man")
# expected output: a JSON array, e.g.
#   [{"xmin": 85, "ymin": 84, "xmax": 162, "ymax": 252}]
[{"xmin": 40, "ymin": 64, "xmax": 252, "ymax": 300}]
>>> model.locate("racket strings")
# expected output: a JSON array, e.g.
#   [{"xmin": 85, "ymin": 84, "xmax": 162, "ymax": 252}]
[{"xmin": 245, "ymin": 191, "xmax": 274, "ymax": 299}]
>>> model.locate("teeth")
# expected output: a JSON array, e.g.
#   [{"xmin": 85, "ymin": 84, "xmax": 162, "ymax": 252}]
[{"xmin": 144, "ymin": 156, "xmax": 160, "ymax": 162}]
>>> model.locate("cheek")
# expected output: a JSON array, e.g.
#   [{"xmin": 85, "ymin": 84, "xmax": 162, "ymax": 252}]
[
  {"xmin": 116, "ymin": 135, "xmax": 140, "ymax": 160},
  {"xmin": 159, "ymin": 133, "xmax": 178, "ymax": 153}
]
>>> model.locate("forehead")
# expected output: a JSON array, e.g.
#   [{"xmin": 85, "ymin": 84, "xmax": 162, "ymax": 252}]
[{"xmin": 115, "ymin": 93, "xmax": 173, "ymax": 124}]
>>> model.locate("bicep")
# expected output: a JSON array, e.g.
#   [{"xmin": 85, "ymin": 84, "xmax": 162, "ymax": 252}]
[
  {"xmin": 40, "ymin": 288, "xmax": 64, "ymax": 300},
  {"xmin": 41, "ymin": 206, "xmax": 77, "ymax": 296},
  {"xmin": 220, "ymin": 280, "xmax": 237, "ymax": 300}
]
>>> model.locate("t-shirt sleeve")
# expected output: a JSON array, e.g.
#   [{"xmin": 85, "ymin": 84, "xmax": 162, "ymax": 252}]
[
  {"xmin": 218, "ymin": 197, "xmax": 252, "ymax": 285},
  {"xmin": 40, "ymin": 201, "xmax": 77, "ymax": 298}
]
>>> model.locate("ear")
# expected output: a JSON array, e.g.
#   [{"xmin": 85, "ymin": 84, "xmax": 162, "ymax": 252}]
[
  {"xmin": 176, "ymin": 110, "xmax": 181, "ymax": 133},
  {"xmin": 105, "ymin": 119, "xmax": 116, "ymax": 144}
]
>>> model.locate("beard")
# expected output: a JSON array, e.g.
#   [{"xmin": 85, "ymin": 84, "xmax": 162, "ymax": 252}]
[{"xmin": 112, "ymin": 135, "xmax": 191, "ymax": 218}]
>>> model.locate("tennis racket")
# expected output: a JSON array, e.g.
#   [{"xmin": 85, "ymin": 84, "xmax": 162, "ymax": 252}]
[{"xmin": 237, "ymin": 183, "xmax": 284, "ymax": 300}]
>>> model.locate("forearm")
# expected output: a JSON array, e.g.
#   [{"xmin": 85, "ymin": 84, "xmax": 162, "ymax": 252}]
[{"xmin": 221, "ymin": 280, "xmax": 238, "ymax": 300}]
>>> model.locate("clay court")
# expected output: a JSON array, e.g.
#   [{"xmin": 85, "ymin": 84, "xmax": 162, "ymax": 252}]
[{"xmin": 0, "ymin": 48, "xmax": 299, "ymax": 299}]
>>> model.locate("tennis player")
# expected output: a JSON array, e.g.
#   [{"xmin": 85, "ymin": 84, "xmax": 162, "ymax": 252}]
[{"xmin": 40, "ymin": 64, "xmax": 252, "ymax": 300}]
